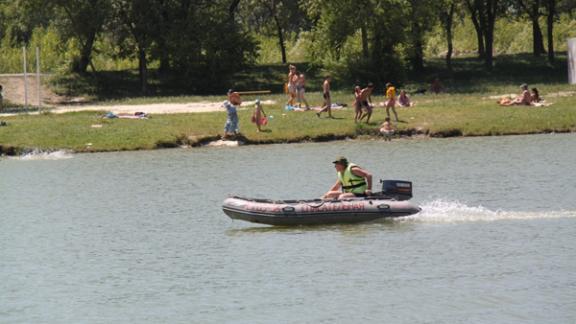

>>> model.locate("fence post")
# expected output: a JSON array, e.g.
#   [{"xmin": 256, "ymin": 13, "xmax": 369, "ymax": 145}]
[
  {"xmin": 568, "ymin": 38, "xmax": 576, "ymax": 85},
  {"xmin": 36, "ymin": 47, "xmax": 41, "ymax": 106},
  {"xmin": 23, "ymin": 47, "xmax": 28, "ymax": 108}
]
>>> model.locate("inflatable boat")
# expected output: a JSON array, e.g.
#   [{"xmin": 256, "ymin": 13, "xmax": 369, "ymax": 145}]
[{"xmin": 222, "ymin": 180, "xmax": 421, "ymax": 226}]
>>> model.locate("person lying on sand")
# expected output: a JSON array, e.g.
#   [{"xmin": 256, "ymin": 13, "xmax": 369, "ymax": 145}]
[
  {"xmin": 103, "ymin": 111, "xmax": 149, "ymax": 119},
  {"xmin": 498, "ymin": 84, "xmax": 532, "ymax": 106}
]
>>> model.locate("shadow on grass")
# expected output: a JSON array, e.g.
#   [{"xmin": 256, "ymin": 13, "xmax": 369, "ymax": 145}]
[
  {"xmin": 49, "ymin": 53, "xmax": 568, "ymax": 101},
  {"xmin": 0, "ymin": 105, "xmax": 43, "ymax": 114},
  {"xmin": 408, "ymin": 52, "xmax": 568, "ymax": 93}
]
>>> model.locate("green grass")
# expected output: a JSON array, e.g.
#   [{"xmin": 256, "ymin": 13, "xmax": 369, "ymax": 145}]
[
  {"xmin": 1, "ymin": 87, "xmax": 575, "ymax": 154},
  {"xmin": 2, "ymin": 54, "xmax": 576, "ymax": 154}
]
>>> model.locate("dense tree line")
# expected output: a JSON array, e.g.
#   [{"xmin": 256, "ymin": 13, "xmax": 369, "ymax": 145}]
[{"xmin": 0, "ymin": 0, "xmax": 574, "ymax": 92}]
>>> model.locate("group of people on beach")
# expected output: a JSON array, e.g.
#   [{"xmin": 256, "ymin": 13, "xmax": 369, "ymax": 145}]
[
  {"xmin": 222, "ymin": 65, "xmax": 419, "ymax": 139},
  {"xmin": 497, "ymin": 84, "xmax": 542, "ymax": 106},
  {"xmin": 286, "ymin": 64, "xmax": 310, "ymax": 110},
  {"xmin": 223, "ymin": 89, "xmax": 269, "ymax": 138},
  {"xmin": 351, "ymin": 81, "xmax": 414, "ymax": 140}
]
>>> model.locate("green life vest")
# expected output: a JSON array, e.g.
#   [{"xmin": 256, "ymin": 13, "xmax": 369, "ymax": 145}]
[{"xmin": 337, "ymin": 163, "xmax": 367, "ymax": 194}]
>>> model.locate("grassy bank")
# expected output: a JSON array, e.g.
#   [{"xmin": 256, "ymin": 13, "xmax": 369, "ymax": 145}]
[
  {"xmin": 1, "ymin": 54, "xmax": 575, "ymax": 155},
  {"xmin": 1, "ymin": 86, "xmax": 575, "ymax": 155}
]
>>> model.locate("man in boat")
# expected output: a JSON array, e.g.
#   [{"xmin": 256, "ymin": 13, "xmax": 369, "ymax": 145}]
[{"xmin": 322, "ymin": 156, "xmax": 373, "ymax": 200}]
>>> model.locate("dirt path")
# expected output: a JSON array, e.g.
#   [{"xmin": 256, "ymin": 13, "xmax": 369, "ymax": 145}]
[
  {"xmin": 0, "ymin": 74, "xmax": 276, "ymax": 115},
  {"xmin": 0, "ymin": 74, "xmax": 66, "ymax": 106},
  {"xmin": 47, "ymin": 99, "xmax": 276, "ymax": 114}
]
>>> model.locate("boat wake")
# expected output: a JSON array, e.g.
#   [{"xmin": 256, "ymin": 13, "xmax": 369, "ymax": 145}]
[
  {"xmin": 10, "ymin": 150, "xmax": 74, "ymax": 160},
  {"xmin": 399, "ymin": 199, "xmax": 576, "ymax": 223}
]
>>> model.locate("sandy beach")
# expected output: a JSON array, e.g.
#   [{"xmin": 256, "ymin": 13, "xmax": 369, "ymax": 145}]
[
  {"xmin": 0, "ymin": 99, "xmax": 277, "ymax": 117},
  {"xmin": 50, "ymin": 99, "xmax": 277, "ymax": 114}
]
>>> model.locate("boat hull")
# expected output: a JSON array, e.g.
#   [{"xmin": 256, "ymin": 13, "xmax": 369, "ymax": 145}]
[{"xmin": 222, "ymin": 196, "xmax": 421, "ymax": 226}]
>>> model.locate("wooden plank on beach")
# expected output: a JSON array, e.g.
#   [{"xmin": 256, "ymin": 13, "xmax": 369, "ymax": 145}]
[{"xmin": 235, "ymin": 90, "xmax": 271, "ymax": 95}]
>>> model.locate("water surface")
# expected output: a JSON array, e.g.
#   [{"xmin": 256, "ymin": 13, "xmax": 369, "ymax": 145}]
[{"xmin": 1, "ymin": 134, "xmax": 575, "ymax": 323}]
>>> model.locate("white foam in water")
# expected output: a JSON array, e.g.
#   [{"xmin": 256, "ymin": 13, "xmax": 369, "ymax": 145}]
[
  {"xmin": 14, "ymin": 150, "xmax": 74, "ymax": 161},
  {"xmin": 399, "ymin": 199, "xmax": 576, "ymax": 224}
]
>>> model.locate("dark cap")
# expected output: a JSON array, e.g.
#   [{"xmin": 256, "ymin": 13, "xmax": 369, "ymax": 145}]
[
  {"xmin": 227, "ymin": 89, "xmax": 234, "ymax": 94},
  {"xmin": 332, "ymin": 156, "xmax": 348, "ymax": 165}
]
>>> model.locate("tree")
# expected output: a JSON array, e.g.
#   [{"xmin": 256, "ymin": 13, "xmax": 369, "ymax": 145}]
[
  {"xmin": 265, "ymin": 0, "xmax": 288, "ymax": 64},
  {"xmin": 465, "ymin": 0, "xmax": 501, "ymax": 69},
  {"xmin": 111, "ymin": 0, "xmax": 159, "ymax": 94},
  {"xmin": 544, "ymin": 0, "xmax": 555, "ymax": 62},
  {"xmin": 405, "ymin": 0, "xmax": 438, "ymax": 72},
  {"xmin": 518, "ymin": 0, "xmax": 546, "ymax": 56},
  {"xmin": 465, "ymin": 0, "xmax": 486, "ymax": 58},
  {"xmin": 49, "ymin": 0, "xmax": 111, "ymax": 73},
  {"xmin": 238, "ymin": 0, "xmax": 310, "ymax": 64},
  {"xmin": 301, "ymin": 0, "xmax": 406, "ymax": 84},
  {"xmin": 439, "ymin": 0, "xmax": 458, "ymax": 71},
  {"xmin": 0, "ymin": 0, "xmax": 54, "ymax": 44},
  {"xmin": 142, "ymin": 0, "xmax": 257, "ymax": 91}
]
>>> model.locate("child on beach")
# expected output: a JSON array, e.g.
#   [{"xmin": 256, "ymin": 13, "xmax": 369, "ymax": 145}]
[
  {"xmin": 252, "ymin": 99, "xmax": 267, "ymax": 132},
  {"xmin": 397, "ymin": 90, "xmax": 413, "ymax": 107},
  {"xmin": 296, "ymin": 73, "xmax": 310, "ymax": 110},
  {"xmin": 287, "ymin": 65, "xmax": 298, "ymax": 107},
  {"xmin": 379, "ymin": 117, "xmax": 395, "ymax": 141}
]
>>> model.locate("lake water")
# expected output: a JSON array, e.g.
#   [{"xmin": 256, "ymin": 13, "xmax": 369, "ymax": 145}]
[{"xmin": 1, "ymin": 134, "xmax": 575, "ymax": 323}]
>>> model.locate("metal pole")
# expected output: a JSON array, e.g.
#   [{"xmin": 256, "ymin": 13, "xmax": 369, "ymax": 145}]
[
  {"xmin": 568, "ymin": 38, "xmax": 576, "ymax": 85},
  {"xmin": 23, "ymin": 47, "xmax": 28, "ymax": 108},
  {"xmin": 36, "ymin": 47, "xmax": 41, "ymax": 106}
]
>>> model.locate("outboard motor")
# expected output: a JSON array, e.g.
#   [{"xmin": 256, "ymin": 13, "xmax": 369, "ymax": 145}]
[{"xmin": 380, "ymin": 180, "xmax": 413, "ymax": 201}]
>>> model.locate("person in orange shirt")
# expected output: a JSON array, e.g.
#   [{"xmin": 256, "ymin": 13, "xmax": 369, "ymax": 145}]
[{"xmin": 385, "ymin": 82, "xmax": 399, "ymax": 122}]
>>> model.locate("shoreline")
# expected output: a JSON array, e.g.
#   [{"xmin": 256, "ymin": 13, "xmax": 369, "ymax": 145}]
[
  {"xmin": 2, "ymin": 87, "xmax": 575, "ymax": 156},
  {"xmin": 1, "ymin": 128, "xmax": 573, "ymax": 157}
]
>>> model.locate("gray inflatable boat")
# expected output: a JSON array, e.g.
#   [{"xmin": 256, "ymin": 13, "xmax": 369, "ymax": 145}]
[{"xmin": 222, "ymin": 180, "xmax": 421, "ymax": 226}]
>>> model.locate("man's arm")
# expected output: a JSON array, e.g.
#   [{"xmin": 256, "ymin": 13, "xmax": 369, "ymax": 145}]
[
  {"xmin": 328, "ymin": 179, "xmax": 341, "ymax": 192},
  {"xmin": 351, "ymin": 167, "xmax": 373, "ymax": 193}
]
